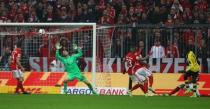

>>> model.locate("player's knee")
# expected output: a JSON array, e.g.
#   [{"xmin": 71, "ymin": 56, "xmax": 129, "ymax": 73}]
[
  {"xmin": 192, "ymin": 77, "xmax": 198, "ymax": 84},
  {"xmin": 84, "ymin": 81, "xmax": 90, "ymax": 85},
  {"xmin": 193, "ymin": 84, "xmax": 197, "ymax": 88},
  {"xmin": 18, "ymin": 77, "xmax": 24, "ymax": 82},
  {"xmin": 178, "ymin": 84, "xmax": 185, "ymax": 89},
  {"xmin": 64, "ymin": 79, "xmax": 68, "ymax": 83}
]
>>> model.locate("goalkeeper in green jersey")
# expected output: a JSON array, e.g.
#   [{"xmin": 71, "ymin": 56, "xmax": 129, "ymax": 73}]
[{"xmin": 55, "ymin": 42, "xmax": 97, "ymax": 95}]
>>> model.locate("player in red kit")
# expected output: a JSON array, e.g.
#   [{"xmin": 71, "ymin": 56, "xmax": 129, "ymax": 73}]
[
  {"xmin": 133, "ymin": 44, "xmax": 156, "ymax": 95},
  {"xmin": 9, "ymin": 43, "xmax": 30, "ymax": 94},
  {"xmin": 123, "ymin": 45, "xmax": 149, "ymax": 96}
]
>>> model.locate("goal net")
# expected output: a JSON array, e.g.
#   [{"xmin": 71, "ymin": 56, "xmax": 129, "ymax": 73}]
[{"xmin": 0, "ymin": 23, "xmax": 119, "ymax": 94}]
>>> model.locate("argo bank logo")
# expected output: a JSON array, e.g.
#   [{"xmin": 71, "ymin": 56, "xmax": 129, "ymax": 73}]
[{"xmin": 61, "ymin": 87, "xmax": 127, "ymax": 95}]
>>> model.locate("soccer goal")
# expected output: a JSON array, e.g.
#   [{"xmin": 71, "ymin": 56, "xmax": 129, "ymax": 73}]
[{"xmin": 0, "ymin": 23, "xmax": 118, "ymax": 94}]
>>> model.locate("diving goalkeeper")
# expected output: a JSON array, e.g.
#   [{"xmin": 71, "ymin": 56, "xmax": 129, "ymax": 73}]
[{"xmin": 55, "ymin": 42, "xmax": 97, "ymax": 95}]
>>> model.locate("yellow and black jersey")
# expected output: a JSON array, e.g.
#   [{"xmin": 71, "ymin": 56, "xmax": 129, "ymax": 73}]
[{"xmin": 186, "ymin": 51, "xmax": 200, "ymax": 72}]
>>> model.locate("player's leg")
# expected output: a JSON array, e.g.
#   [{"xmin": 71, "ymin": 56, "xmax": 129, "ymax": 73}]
[
  {"xmin": 130, "ymin": 83, "xmax": 145, "ymax": 93},
  {"xmin": 128, "ymin": 75, "xmax": 145, "ymax": 93},
  {"xmin": 128, "ymin": 77, "xmax": 132, "ymax": 91},
  {"xmin": 17, "ymin": 70, "xmax": 29, "ymax": 94},
  {"xmin": 134, "ymin": 71, "xmax": 149, "ymax": 96},
  {"xmin": 62, "ymin": 73, "xmax": 74, "ymax": 94},
  {"xmin": 143, "ymin": 67, "xmax": 153, "ymax": 88},
  {"xmin": 138, "ymin": 67, "xmax": 155, "ymax": 95},
  {"xmin": 13, "ymin": 70, "xmax": 29, "ymax": 94},
  {"xmin": 77, "ymin": 74, "xmax": 97, "ymax": 95},
  {"xmin": 63, "ymin": 78, "xmax": 68, "ymax": 94},
  {"xmin": 148, "ymin": 75, "xmax": 153, "ymax": 88},
  {"xmin": 143, "ymin": 68, "xmax": 156, "ymax": 94},
  {"xmin": 144, "ymin": 80, "xmax": 149, "ymax": 96},
  {"xmin": 13, "ymin": 70, "xmax": 21, "ymax": 94},
  {"xmin": 190, "ymin": 72, "xmax": 200, "ymax": 97},
  {"xmin": 129, "ymin": 73, "xmax": 147, "ymax": 95},
  {"xmin": 183, "ymin": 71, "xmax": 191, "ymax": 94},
  {"xmin": 168, "ymin": 84, "xmax": 185, "ymax": 96}
]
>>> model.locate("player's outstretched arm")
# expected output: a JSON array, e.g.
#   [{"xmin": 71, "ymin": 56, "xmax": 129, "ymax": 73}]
[
  {"xmin": 55, "ymin": 43, "xmax": 65, "ymax": 62},
  {"xmin": 72, "ymin": 44, "xmax": 83, "ymax": 58}
]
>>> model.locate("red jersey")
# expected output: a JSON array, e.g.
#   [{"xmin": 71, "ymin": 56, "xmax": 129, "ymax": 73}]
[
  {"xmin": 10, "ymin": 48, "xmax": 21, "ymax": 70},
  {"xmin": 125, "ymin": 52, "xmax": 143, "ymax": 75},
  {"xmin": 165, "ymin": 45, "xmax": 179, "ymax": 58},
  {"xmin": 134, "ymin": 50, "xmax": 149, "ymax": 68}
]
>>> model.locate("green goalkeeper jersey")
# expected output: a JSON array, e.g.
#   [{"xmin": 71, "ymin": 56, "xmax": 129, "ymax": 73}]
[{"xmin": 55, "ymin": 48, "xmax": 82, "ymax": 74}]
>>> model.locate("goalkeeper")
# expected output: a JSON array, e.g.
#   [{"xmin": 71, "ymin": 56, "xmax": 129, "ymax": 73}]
[{"xmin": 55, "ymin": 42, "xmax": 97, "ymax": 95}]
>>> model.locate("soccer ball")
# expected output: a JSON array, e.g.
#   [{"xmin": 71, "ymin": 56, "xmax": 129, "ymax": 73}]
[{"xmin": 38, "ymin": 29, "xmax": 45, "ymax": 35}]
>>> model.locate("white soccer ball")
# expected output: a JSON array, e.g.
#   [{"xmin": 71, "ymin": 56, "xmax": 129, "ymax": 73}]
[{"xmin": 38, "ymin": 29, "xmax": 45, "ymax": 35}]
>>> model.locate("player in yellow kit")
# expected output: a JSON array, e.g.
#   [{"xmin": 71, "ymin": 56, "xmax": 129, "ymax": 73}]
[
  {"xmin": 184, "ymin": 50, "xmax": 200, "ymax": 97},
  {"xmin": 163, "ymin": 50, "xmax": 200, "ymax": 97}
]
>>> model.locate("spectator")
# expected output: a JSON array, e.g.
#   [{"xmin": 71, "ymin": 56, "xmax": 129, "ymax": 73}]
[
  {"xmin": 128, "ymin": 6, "xmax": 138, "ymax": 24},
  {"xmin": 148, "ymin": 6, "xmax": 161, "ymax": 24},
  {"xmin": 99, "ymin": 10, "xmax": 114, "ymax": 24},
  {"xmin": 149, "ymin": 39, "xmax": 165, "ymax": 58},
  {"xmin": 43, "ymin": 5, "xmax": 54, "ymax": 22},
  {"xmin": 165, "ymin": 15, "xmax": 174, "ymax": 26},
  {"xmin": 137, "ymin": 40, "xmax": 147, "ymax": 58},
  {"xmin": 207, "ymin": 14, "xmax": 210, "ymax": 23},
  {"xmin": 112, "ymin": 38, "xmax": 122, "ymax": 57},
  {"xmin": 159, "ymin": 6, "xmax": 168, "ymax": 23},
  {"xmin": 106, "ymin": 3, "xmax": 115, "ymax": 22},
  {"xmin": 198, "ymin": 39, "xmax": 208, "ymax": 73},
  {"xmin": 28, "ymin": 8, "xmax": 39, "ymax": 22},
  {"xmin": 165, "ymin": 40, "xmax": 180, "ymax": 58},
  {"xmin": 138, "ymin": 12, "xmax": 150, "ymax": 24},
  {"xmin": 182, "ymin": 29, "xmax": 195, "ymax": 45},
  {"xmin": 59, "ymin": 6, "xmax": 68, "ymax": 22},
  {"xmin": 0, "ymin": 47, "xmax": 11, "ymax": 70},
  {"xmin": 117, "ymin": 14, "xmax": 127, "ymax": 24},
  {"xmin": 182, "ymin": 9, "xmax": 192, "ymax": 24},
  {"xmin": 123, "ymin": 29, "xmax": 133, "ymax": 56},
  {"xmin": 206, "ymin": 30, "xmax": 210, "ymax": 58},
  {"xmin": 49, "ymin": 59, "xmax": 63, "ymax": 72},
  {"xmin": 39, "ymin": 36, "xmax": 55, "ymax": 57}
]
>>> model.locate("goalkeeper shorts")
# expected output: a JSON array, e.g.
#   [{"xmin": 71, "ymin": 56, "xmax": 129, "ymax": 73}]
[{"xmin": 67, "ymin": 73, "xmax": 87, "ymax": 82}]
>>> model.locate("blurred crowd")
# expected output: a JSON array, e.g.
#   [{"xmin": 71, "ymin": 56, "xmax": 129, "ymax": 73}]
[{"xmin": 0, "ymin": 0, "xmax": 210, "ymax": 24}]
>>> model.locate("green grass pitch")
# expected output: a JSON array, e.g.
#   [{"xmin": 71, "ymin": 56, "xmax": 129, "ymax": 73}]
[{"xmin": 0, "ymin": 94, "xmax": 210, "ymax": 109}]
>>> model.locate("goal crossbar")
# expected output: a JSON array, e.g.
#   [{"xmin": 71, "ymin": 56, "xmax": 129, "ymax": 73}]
[{"xmin": 0, "ymin": 23, "xmax": 96, "ymax": 26}]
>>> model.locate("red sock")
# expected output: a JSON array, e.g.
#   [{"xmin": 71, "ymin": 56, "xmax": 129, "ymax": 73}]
[
  {"xmin": 169, "ymin": 87, "xmax": 180, "ymax": 95},
  {"xmin": 15, "ymin": 79, "xmax": 21, "ymax": 93},
  {"xmin": 15, "ymin": 83, "xmax": 20, "ymax": 93},
  {"xmin": 144, "ymin": 81, "xmax": 148, "ymax": 93},
  {"xmin": 131, "ymin": 84, "xmax": 141, "ymax": 91},
  {"xmin": 18, "ymin": 81, "xmax": 25, "ymax": 93},
  {"xmin": 149, "ymin": 76, "xmax": 153, "ymax": 87}
]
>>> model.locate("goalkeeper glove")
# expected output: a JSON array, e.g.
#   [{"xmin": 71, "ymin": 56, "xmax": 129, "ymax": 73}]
[
  {"xmin": 55, "ymin": 43, "xmax": 62, "ymax": 49},
  {"xmin": 73, "ymin": 44, "xmax": 78, "ymax": 50}
]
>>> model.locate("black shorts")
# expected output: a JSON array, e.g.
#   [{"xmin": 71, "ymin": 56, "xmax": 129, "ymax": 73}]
[{"xmin": 184, "ymin": 70, "xmax": 199, "ymax": 83}]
